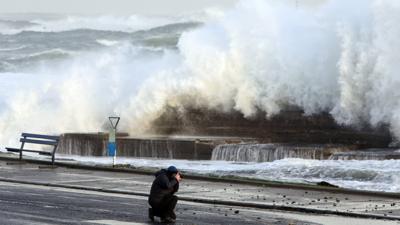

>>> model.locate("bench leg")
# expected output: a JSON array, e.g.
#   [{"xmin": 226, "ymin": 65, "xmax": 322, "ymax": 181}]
[
  {"xmin": 51, "ymin": 146, "xmax": 57, "ymax": 165},
  {"xmin": 19, "ymin": 140, "xmax": 25, "ymax": 161}
]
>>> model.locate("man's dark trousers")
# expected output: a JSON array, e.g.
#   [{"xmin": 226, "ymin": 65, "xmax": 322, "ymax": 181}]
[{"xmin": 151, "ymin": 195, "xmax": 178, "ymax": 219}]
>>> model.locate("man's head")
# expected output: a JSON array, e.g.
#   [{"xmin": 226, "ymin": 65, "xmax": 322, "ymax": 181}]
[{"xmin": 167, "ymin": 166, "xmax": 178, "ymax": 177}]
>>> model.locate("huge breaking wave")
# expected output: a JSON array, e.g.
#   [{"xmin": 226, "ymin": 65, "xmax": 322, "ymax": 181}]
[{"xmin": 1, "ymin": 0, "xmax": 400, "ymax": 147}]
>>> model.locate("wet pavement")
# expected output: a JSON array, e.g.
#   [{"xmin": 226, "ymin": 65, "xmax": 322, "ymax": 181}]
[
  {"xmin": 0, "ymin": 181, "xmax": 320, "ymax": 225},
  {"xmin": 0, "ymin": 156, "xmax": 400, "ymax": 224}
]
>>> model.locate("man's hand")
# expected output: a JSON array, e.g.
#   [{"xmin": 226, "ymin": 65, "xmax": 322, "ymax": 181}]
[{"xmin": 175, "ymin": 173, "xmax": 182, "ymax": 182}]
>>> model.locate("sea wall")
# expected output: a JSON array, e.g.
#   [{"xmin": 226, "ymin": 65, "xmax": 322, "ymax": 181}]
[
  {"xmin": 56, "ymin": 108, "xmax": 393, "ymax": 160},
  {"xmin": 151, "ymin": 108, "xmax": 392, "ymax": 148},
  {"xmin": 57, "ymin": 133, "xmax": 216, "ymax": 160}
]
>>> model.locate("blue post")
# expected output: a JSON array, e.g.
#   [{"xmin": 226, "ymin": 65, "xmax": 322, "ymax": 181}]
[{"xmin": 108, "ymin": 117, "xmax": 120, "ymax": 166}]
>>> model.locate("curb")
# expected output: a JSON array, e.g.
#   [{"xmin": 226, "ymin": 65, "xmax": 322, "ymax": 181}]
[
  {"xmin": 1, "ymin": 155, "xmax": 400, "ymax": 199},
  {"xmin": 0, "ymin": 177, "xmax": 398, "ymax": 221}
]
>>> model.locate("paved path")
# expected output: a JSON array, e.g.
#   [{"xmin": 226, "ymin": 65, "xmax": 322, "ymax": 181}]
[
  {"xmin": 0, "ymin": 181, "xmax": 318, "ymax": 225},
  {"xmin": 0, "ymin": 177, "xmax": 399, "ymax": 225},
  {"xmin": 0, "ymin": 158, "xmax": 400, "ymax": 224}
]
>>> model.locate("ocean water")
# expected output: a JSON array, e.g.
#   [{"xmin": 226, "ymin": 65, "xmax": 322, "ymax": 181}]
[
  {"xmin": 1, "ymin": 1, "xmax": 400, "ymax": 193},
  {"xmin": 56, "ymin": 155, "xmax": 400, "ymax": 193},
  {"xmin": 0, "ymin": 13, "xmax": 202, "ymax": 146},
  {"xmin": 1, "ymin": 0, "xmax": 400, "ymax": 145}
]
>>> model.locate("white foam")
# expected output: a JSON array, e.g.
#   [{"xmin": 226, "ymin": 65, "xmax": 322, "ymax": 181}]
[
  {"xmin": 1, "ymin": 0, "xmax": 400, "ymax": 158},
  {"xmin": 8, "ymin": 48, "xmax": 72, "ymax": 61},
  {"xmin": 96, "ymin": 39, "xmax": 119, "ymax": 47},
  {"xmin": 0, "ymin": 46, "xmax": 26, "ymax": 52},
  {"xmin": 54, "ymin": 155, "xmax": 400, "ymax": 193},
  {"xmin": 0, "ymin": 14, "xmax": 187, "ymax": 34}
]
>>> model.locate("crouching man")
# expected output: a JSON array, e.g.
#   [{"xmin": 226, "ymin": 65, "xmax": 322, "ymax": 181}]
[{"xmin": 148, "ymin": 166, "xmax": 182, "ymax": 223}]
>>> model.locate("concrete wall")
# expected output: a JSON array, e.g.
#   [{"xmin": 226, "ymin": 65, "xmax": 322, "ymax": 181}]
[{"xmin": 57, "ymin": 133, "xmax": 216, "ymax": 159}]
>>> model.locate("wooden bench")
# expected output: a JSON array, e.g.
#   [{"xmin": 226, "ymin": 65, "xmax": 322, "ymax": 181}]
[{"xmin": 6, "ymin": 133, "xmax": 60, "ymax": 165}]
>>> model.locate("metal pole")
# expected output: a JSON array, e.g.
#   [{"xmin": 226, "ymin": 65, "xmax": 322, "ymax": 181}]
[{"xmin": 108, "ymin": 116, "xmax": 120, "ymax": 167}]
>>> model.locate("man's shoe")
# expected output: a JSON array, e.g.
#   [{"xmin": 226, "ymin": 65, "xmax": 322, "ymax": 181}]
[
  {"xmin": 161, "ymin": 217, "xmax": 176, "ymax": 223},
  {"xmin": 148, "ymin": 208, "xmax": 154, "ymax": 222}
]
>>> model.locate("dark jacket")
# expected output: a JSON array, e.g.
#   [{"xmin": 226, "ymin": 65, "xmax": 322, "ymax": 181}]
[{"xmin": 148, "ymin": 169, "xmax": 179, "ymax": 206}]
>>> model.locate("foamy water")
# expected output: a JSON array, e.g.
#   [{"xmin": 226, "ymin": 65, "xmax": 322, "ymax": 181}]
[
  {"xmin": 55, "ymin": 155, "xmax": 400, "ymax": 193},
  {"xmin": 2, "ymin": 0, "xmax": 400, "ymax": 146},
  {"xmin": 1, "ymin": 1, "xmax": 400, "ymax": 193}
]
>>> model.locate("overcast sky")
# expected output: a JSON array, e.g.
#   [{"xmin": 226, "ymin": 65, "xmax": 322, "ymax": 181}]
[{"xmin": 0, "ymin": 0, "xmax": 239, "ymax": 15}]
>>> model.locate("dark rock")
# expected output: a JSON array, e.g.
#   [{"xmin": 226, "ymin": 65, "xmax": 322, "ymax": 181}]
[{"xmin": 317, "ymin": 181, "xmax": 339, "ymax": 188}]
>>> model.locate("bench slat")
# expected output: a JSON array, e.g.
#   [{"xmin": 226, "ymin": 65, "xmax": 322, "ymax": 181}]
[
  {"xmin": 6, "ymin": 147, "xmax": 20, "ymax": 152},
  {"xmin": 6, "ymin": 147, "xmax": 52, "ymax": 155},
  {"xmin": 38, "ymin": 152, "xmax": 52, "ymax": 156},
  {"xmin": 21, "ymin": 133, "xmax": 59, "ymax": 140},
  {"xmin": 20, "ymin": 138, "xmax": 58, "ymax": 146},
  {"xmin": 22, "ymin": 149, "xmax": 52, "ymax": 154}
]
